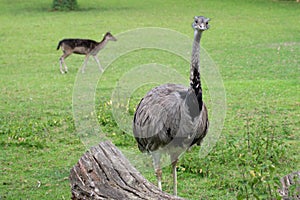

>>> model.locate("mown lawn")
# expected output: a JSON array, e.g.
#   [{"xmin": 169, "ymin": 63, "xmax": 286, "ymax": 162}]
[{"xmin": 0, "ymin": 0, "xmax": 299, "ymax": 199}]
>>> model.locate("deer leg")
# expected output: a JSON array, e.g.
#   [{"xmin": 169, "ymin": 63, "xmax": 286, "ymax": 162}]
[
  {"xmin": 64, "ymin": 61, "xmax": 68, "ymax": 73},
  {"xmin": 82, "ymin": 55, "xmax": 90, "ymax": 73},
  {"xmin": 59, "ymin": 53, "xmax": 70, "ymax": 74},
  {"xmin": 59, "ymin": 57, "xmax": 64, "ymax": 74},
  {"xmin": 59, "ymin": 56, "xmax": 68, "ymax": 74},
  {"xmin": 152, "ymin": 152, "xmax": 162, "ymax": 190},
  {"xmin": 93, "ymin": 55, "xmax": 103, "ymax": 72}
]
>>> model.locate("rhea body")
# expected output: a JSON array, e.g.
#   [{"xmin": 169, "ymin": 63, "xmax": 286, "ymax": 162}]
[
  {"xmin": 56, "ymin": 32, "xmax": 117, "ymax": 74},
  {"xmin": 133, "ymin": 16, "xmax": 210, "ymax": 195}
]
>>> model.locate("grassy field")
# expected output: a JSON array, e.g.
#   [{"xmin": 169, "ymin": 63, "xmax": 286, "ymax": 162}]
[{"xmin": 0, "ymin": 0, "xmax": 299, "ymax": 199}]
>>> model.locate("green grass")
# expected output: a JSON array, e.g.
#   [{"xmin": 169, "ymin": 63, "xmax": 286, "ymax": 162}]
[{"xmin": 0, "ymin": 0, "xmax": 299, "ymax": 199}]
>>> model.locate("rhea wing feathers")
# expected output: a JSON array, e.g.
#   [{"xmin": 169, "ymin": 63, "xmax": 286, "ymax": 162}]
[{"xmin": 133, "ymin": 83, "xmax": 208, "ymax": 153}]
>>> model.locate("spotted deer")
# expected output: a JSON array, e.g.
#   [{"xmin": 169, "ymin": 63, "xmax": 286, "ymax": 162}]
[{"xmin": 56, "ymin": 32, "xmax": 117, "ymax": 74}]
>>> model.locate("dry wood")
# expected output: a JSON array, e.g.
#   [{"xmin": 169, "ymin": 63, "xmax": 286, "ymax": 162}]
[
  {"xmin": 69, "ymin": 141, "xmax": 185, "ymax": 200},
  {"xmin": 278, "ymin": 171, "xmax": 300, "ymax": 200}
]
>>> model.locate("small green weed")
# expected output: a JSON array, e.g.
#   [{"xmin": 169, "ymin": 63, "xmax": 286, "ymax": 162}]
[
  {"xmin": 52, "ymin": 0, "xmax": 78, "ymax": 11},
  {"xmin": 179, "ymin": 109, "xmax": 296, "ymax": 199}
]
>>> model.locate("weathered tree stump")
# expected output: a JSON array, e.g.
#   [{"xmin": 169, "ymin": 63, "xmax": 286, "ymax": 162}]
[
  {"xmin": 278, "ymin": 171, "xmax": 300, "ymax": 200},
  {"xmin": 69, "ymin": 141, "xmax": 185, "ymax": 200}
]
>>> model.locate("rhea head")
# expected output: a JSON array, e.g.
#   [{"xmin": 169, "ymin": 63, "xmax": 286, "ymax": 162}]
[{"xmin": 192, "ymin": 16, "xmax": 210, "ymax": 31}]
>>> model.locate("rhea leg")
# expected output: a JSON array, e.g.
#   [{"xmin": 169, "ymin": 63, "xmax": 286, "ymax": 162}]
[
  {"xmin": 171, "ymin": 158, "xmax": 178, "ymax": 196},
  {"xmin": 152, "ymin": 152, "xmax": 162, "ymax": 190},
  {"xmin": 93, "ymin": 55, "xmax": 103, "ymax": 72},
  {"xmin": 170, "ymin": 152, "xmax": 180, "ymax": 196}
]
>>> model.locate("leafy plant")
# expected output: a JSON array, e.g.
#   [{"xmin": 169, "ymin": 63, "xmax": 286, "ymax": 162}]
[
  {"xmin": 52, "ymin": 0, "xmax": 78, "ymax": 11},
  {"xmin": 178, "ymin": 109, "xmax": 295, "ymax": 199}
]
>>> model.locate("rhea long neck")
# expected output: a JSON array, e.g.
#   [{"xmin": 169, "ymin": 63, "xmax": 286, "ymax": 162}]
[{"xmin": 190, "ymin": 30, "xmax": 203, "ymax": 99}]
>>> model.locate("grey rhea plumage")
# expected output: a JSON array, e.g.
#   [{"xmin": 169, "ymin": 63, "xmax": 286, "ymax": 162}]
[
  {"xmin": 133, "ymin": 16, "xmax": 210, "ymax": 196},
  {"xmin": 134, "ymin": 84, "xmax": 208, "ymax": 152}
]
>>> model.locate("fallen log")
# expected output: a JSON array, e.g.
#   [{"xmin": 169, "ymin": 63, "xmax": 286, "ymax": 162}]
[{"xmin": 69, "ymin": 141, "xmax": 185, "ymax": 200}]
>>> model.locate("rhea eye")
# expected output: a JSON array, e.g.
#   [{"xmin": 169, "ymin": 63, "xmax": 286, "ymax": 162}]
[
  {"xmin": 194, "ymin": 20, "xmax": 198, "ymax": 23},
  {"xmin": 206, "ymin": 22, "xmax": 208, "ymax": 25}
]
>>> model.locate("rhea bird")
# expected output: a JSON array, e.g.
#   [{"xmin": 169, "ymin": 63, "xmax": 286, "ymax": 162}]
[
  {"xmin": 56, "ymin": 32, "xmax": 117, "ymax": 74},
  {"xmin": 133, "ymin": 16, "xmax": 210, "ymax": 195}
]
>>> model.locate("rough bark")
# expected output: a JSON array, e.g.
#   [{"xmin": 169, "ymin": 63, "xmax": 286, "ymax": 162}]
[
  {"xmin": 278, "ymin": 171, "xmax": 300, "ymax": 200},
  {"xmin": 69, "ymin": 141, "xmax": 185, "ymax": 200}
]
